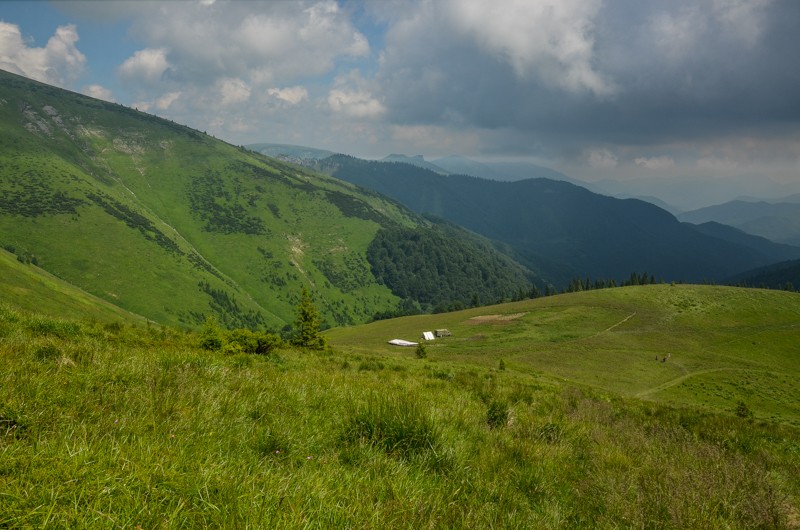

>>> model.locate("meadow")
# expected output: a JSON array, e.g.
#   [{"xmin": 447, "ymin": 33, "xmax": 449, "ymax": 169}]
[{"xmin": 1, "ymin": 285, "xmax": 799, "ymax": 528}]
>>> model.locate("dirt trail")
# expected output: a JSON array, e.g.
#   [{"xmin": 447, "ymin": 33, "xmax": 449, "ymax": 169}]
[{"xmin": 603, "ymin": 312, "xmax": 636, "ymax": 333}]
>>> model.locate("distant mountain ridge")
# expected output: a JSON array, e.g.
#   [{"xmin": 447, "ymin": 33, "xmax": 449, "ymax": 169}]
[
  {"xmin": 381, "ymin": 154, "xmax": 450, "ymax": 174},
  {"xmin": 432, "ymin": 155, "xmax": 574, "ymax": 183},
  {"xmin": 312, "ymin": 154, "xmax": 794, "ymax": 286},
  {"xmin": 679, "ymin": 200, "xmax": 800, "ymax": 246},
  {"xmin": 688, "ymin": 222, "xmax": 800, "ymax": 263}
]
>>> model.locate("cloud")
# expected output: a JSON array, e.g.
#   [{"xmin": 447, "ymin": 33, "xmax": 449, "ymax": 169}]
[
  {"xmin": 443, "ymin": 0, "xmax": 613, "ymax": 96},
  {"xmin": 712, "ymin": 0, "xmax": 774, "ymax": 46},
  {"xmin": 328, "ymin": 88, "xmax": 385, "ymax": 119},
  {"xmin": 155, "ymin": 91, "xmax": 181, "ymax": 110},
  {"xmin": 131, "ymin": 90, "xmax": 181, "ymax": 113},
  {"xmin": 635, "ymin": 156, "xmax": 675, "ymax": 170},
  {"xmin": 587, "ymin": 148, "xmax": 619, "ymax": 168},
  {"xmin": 647, "ymin": 8, "xmax": 706, "ymax": 63},
  {"xmin": 327, "ymin": 71, "xmax": 385, "ymax": 119},
  {"xmin": 82, "ymin": 84, "xmax": 115, "ymax": 102},
  {"xmin": 218, "ymin": 78, "xmax": 251, "ymax": 106},
  {"xmin": 0, "ymin": 22, "xmax": 85, "ymax": 87},
  {"xmin": 267, "ymin": 86, "xmax": 309, "ymax": 105},
  {"xmin": 390, "ymin": 124, "xmax": 481, "ymax": 156},
  {"xmin": 373, "ymin": 0, "xmax": 800, "ymax": 159},
  {"xmin": 118, "ymin": 48, "xmax": 170, "ymax": 84},
  {"xmin": 127, "ymin": 1, "xmax": 369, "ymax": 85}
]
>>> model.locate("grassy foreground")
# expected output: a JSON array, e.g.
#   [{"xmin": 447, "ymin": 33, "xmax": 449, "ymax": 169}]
[{"xmin": 1, "ymin": 294, "xmax": 799, "ymax": 528}]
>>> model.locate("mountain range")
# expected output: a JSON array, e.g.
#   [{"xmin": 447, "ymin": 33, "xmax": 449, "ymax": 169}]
[
  {"xmin": 679, "ymin": 200, "xmax": 800, "ymax": 246},
  {"xmin": 306, "ymin": 154, "xmax": 800, "ymax": 286}
]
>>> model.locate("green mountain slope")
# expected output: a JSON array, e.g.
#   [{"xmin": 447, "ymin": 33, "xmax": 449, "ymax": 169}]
[
  {"xmin": 0, "ymin": 247, "xmax": 146, "ymax": 323},
  {"xmin": 0, "ymin": 70, "xmax": 532, "ymax": 329}
]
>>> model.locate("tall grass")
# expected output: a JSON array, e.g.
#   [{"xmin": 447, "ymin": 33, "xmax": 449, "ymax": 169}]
[{"xmin": 0, "ymin": 307, "xmax": 798, "ymax": 527}]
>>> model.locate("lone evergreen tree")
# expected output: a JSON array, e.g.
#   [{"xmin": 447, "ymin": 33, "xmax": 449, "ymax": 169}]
[{"xmin": 292, "ymin": 287, "xmax": 326, "ymax": 350}]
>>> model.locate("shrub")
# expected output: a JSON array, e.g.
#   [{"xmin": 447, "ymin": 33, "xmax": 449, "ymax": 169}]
[
  {"xmin": 254, "ymin": 332, "xmax": 283, "ymax": 355},
  {"xmin": 226, "ymin": 328, "xmax": 258, "ymax": 353},
  {"xmin": 415, "ymin": 342, "xmax": 427, "ymax": 359},
  {"xmin": 487, "ymin": 400, "xmax": 509, "ymax": 429}
]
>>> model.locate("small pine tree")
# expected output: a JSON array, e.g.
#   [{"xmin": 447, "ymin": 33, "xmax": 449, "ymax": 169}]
[
  {"xmin": 292, "ymin": 288, "xmax": 326, "ymax": 350},
  {"xmin": 198, "ymin": 316, "xmax": 223, "ymax": 351},
  {"xmin": 415, "ymin": 342, "xmax": 427, "ymax": 359}
]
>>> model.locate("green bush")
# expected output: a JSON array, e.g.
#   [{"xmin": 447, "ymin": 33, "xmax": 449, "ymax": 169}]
[
  {"xmin": 487, "ymin": 400, "xmax": 509, "ymax": 429},
  {"xmin": 254, "ymin": 332, "xmax": 283, "ymax": 355}
]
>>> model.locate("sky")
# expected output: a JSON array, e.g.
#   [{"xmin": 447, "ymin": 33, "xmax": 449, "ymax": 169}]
[{"xmin": 2, "ymin": 0, "xmax": 800, "ymax": 208}]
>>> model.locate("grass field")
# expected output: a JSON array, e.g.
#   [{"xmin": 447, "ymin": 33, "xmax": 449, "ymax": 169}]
[
  {"xmin": 1, "ymin": 285, "xmax": 799, "ymax": 527},
  {"xmin": 326, "ymin": 285, "xmax": 800, "ymax": 426}
]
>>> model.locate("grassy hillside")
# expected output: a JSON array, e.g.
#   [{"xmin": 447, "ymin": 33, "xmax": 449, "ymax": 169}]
[
  {"xmin": 0, "ymin": 70, "xmax": 532, "ymax": 329},
  {"xmin": 1, "ymin": 288, "xmax": 798, "ymax": 527},
  {"xmin": 327, "ymin": 284, "xmax": 800, "ymax": 427},
  {"xmin": 0, "ymin": 247, "xmax": 147, "ymax": 324}
]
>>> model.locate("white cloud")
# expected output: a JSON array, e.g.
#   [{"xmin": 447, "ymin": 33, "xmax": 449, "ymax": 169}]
[
  {"xmin": 130, "ymin": 91, "xmax": 181, "ymax": 113},
  {"xmin": 328, "ymin": 70, "xmax": 386, "ymax": 119},
  {"xmin": 443, "ymin": 0, "xmax": 613, "ymax": 95},
  {"xmin": 635, "ymin": 156, "xmax": 675, "ymax": 170},
  {"xmin": 131, "ymin": 100, "xmax": 151, "ymax": 112},
  {"xmin": 82, "ymin": 84, "xmax": 115, "ymax": 102},
  {"xmin": 218, "ymin": 77, "xmax": 251, "ymax": 106},
  {"xmin": 267, "ymin": 86, "xmax": 309, "ymax": 105},
  {"xmin": 0, "ymin": 22, "xmax": 85, "ymax": 87},
  {"xmin": 129, "ymin": 1, "xmax": 369, "ymax": 85},
  {"xmin": 587, "ymin": 148, "xmax": 619, "ymax": 168},
  {"xmin": 328, "ymin": 89, "xmax": 386, "ymax": 119},
  {"xmin": 155, "ymin": 91, "xmax": 181, "ymax": 110},
  {"xmin": 118, "ymin": 48, "xmax": 170, "ymax": 84}
]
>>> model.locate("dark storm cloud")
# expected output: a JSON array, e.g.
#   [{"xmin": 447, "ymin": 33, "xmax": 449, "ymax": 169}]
[{"xmin": 375, "ymin": 0, "xmax": 800, "ymax": 149}]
